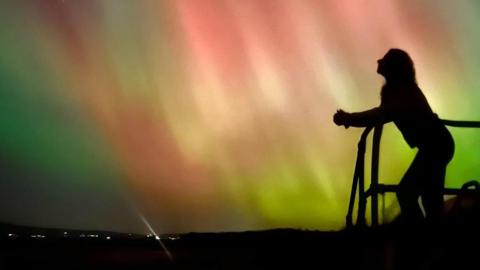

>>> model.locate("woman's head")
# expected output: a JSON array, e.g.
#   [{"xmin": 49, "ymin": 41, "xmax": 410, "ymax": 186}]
[{"xmin": 377, "ymin": 48, "xmax": 416, "ymax": 84}]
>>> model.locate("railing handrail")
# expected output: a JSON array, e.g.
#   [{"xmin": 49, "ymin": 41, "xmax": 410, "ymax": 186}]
[
  {"xmin": 441, "ymin": 119, "xmax": 480, "ymax": 128},
  {"xmin": 346, "ymin": 118, "xmax": 480, "ymax": 228}
]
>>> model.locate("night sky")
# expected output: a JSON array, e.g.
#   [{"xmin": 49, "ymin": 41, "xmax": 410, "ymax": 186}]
[{"xmin": 1, "ymin": 0, "xmax": 480, "ymax": 234}]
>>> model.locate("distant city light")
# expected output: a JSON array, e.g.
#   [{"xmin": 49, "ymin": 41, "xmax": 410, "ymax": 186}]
[
  {"xmin": 106, "ymin": 236, "xmax": 111, "ymax": 240},
  {"xmin": 155, "ymin": 235, "xmax": 161, "ymax": 240}
]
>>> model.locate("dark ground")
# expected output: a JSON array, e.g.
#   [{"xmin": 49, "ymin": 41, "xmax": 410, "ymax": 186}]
[
  {"xmin": 1, "ymin": 194, "xmax": 479, "ymax": 270},
  {"xmin": 0, "ymin": 224, "xmax": 478, "ymax": 270}
]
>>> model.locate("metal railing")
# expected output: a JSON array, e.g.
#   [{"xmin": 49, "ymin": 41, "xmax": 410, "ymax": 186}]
[{"xmin": 346, "ymin": 119, "xmax": 480, "ymax": 228}]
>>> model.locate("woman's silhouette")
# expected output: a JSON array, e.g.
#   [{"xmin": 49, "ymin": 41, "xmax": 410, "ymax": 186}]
[{"xmin": 333, "ymin": 48, "xmax": 455, "ymax": 227}]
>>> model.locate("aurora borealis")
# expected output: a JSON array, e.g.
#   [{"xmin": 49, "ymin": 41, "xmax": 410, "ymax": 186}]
[{"xmin": 1, "ymin": 0, "xmax": 480, "ymax": 234}]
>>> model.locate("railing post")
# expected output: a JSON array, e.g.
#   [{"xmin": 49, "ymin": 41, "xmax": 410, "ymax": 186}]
[
  {"xmin": 346, "ymin": 153, "xmax": 361, "ymax": 228},
  {"xmin": 371, "ymin": 125, "xmax": 383, "ymax": 227},
  {"xmin": 357, "ymin": 148, "xmax": 367, "ymax": 227},
  {"xmin": 356, "ymin": 127, "xmax": 373, "ymax": 227},
  {"xmin": 346, "ymin": 127, "xmax": 372, "ymax": 228}
]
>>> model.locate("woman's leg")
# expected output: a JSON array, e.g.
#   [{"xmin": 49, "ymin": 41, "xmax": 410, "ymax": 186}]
[
  {"xmin": 421, "ymin": 163, "xmax": 447, "ymax": 225},
  {"xmin": 422, "ymin": 136, "xmax": 454, "ymax": 225},
  {"xmin": 397, "ymin": 153, "xmax": 425, "ymax": 226}
]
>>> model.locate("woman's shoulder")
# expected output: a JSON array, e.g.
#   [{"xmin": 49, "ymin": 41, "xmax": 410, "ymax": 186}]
[{"xmin": 380, "ymin": 84, "xmax": 429, "ymax": 110}]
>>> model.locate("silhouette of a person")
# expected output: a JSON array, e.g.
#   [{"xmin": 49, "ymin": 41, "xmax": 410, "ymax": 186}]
[{"xmin": 333, "ymin": 48, "xmax": 455, "ymax": 227}]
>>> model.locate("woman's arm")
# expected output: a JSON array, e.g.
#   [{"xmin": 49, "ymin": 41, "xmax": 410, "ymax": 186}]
[{"xmin": 334, "ymin": 107, "xmax": 390, "ymax": 128}]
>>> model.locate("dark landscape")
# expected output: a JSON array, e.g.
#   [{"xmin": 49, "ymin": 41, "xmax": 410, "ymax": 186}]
[{"xmin": 1, "ymin": 213, "xmax": 479, "ymax": 270}]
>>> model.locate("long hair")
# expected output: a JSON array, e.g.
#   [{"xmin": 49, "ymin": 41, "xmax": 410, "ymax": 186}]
[
  {"xmin": 382, "ymin": 48, "xmax": 417, "ymax": 85},
  {"xmin": 380, "ymin": 49, "xmax": 418, "ymax": 98}
]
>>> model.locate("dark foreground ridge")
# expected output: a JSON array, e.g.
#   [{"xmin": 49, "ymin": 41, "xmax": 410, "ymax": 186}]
[{"xmin": 0, "ymin": 218, "xmax": 479, "ymax": 270}]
